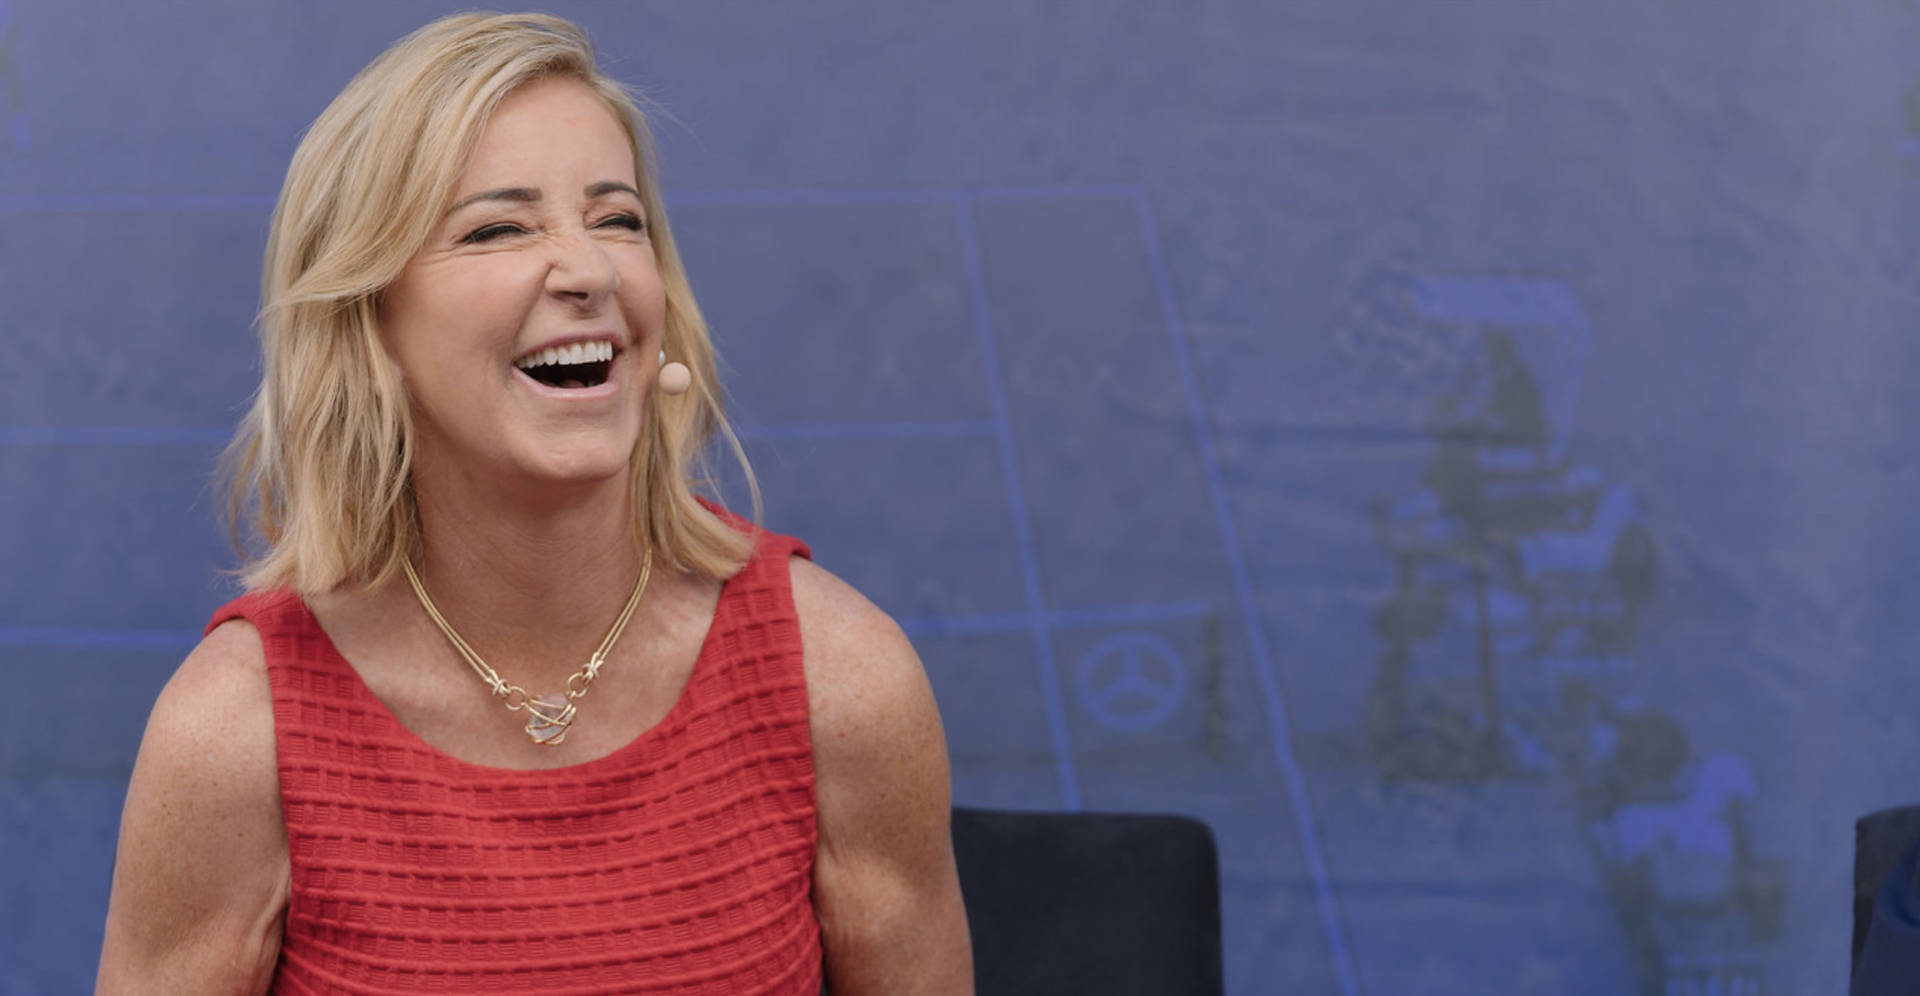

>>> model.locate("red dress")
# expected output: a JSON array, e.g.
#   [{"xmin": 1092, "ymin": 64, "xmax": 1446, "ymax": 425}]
[{"xmin": 205, "ymin": 529, "xmax": 823, "ymax": 994}]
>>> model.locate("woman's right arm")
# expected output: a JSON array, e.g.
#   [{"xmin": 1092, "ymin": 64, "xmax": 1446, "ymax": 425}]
[{"xmin": 96, "ymin": 619, "xmax": 291, "ymax": 996}]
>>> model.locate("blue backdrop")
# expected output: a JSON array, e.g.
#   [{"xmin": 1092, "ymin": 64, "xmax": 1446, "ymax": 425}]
[{"xmin": 6, "ymin": 2, "xmax": 1920, "ymax": 993}]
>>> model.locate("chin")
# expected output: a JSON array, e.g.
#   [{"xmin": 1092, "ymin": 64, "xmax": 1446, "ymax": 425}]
[
  {"xmin": 513, "ymin": 433, "xmax": 639, "ymax": 487},
  {"xmin": 532, "ymin": 450, "xmax": 635, "ymax": 486}
]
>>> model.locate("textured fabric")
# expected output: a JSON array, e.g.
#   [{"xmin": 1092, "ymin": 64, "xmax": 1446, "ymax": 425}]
[{"xmin": 206, "ymin": 528, "xmax": 823, "ymax": 995}]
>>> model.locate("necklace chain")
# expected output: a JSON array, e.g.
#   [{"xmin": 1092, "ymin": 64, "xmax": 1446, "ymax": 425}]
[{"xmin": 401, "ymin": 547, "xmax": 653, "ymax": 745}]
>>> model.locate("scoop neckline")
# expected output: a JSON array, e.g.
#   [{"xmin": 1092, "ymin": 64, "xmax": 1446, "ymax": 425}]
[{"xmin": 280, "ymin": 573, "xmax": 733, "ymax": 780}]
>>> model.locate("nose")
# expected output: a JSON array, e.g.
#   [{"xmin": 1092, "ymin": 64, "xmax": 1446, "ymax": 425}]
[{"xmin": 545, "ymin": 229, "xmax": 620, "ymax": 310}]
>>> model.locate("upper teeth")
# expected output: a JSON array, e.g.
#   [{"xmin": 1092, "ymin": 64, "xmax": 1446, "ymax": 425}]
[{"xmin": 515, "ymin": 341, "xmax": 614, "ymax": 369}]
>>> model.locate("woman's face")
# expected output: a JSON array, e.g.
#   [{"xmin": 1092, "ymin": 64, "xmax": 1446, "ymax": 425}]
[{"xmin": 379, "ymin": 75, "xmax": 664, "ymax": 494}]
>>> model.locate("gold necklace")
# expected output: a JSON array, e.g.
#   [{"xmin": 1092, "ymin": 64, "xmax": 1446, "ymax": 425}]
[{"xmin": 401, "ymin": 547, "xmax": 653, "ymax": 746}]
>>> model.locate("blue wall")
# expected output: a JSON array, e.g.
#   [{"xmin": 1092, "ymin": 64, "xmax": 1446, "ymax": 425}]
[{"xmin": 6, "ymin": 2, "xmax": 1920, "ymax": 992}]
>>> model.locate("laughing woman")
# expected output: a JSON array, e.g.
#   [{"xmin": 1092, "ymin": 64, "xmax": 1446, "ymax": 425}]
[{"xmin": 95, "ymin": 13, "xmax": 971, "ymax": 995}]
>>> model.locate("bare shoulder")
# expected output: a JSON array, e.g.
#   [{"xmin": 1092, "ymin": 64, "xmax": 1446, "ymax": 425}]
[
  {"xmin": 785, "ymin": 556, "xmax": 909, "ymax": 662},
  {"xmin": 97, "ymin": 619, "xmax": 288, "ymax": 995},
  {"xmin": 785, "ymin": 556, "xmax": 928, "ymax": 737},
  {"xmin": 139, "ymin": 619, "xmax": 280, "ymax": 788},
  {"xmin": 784, "ymin": 551, "xmax": 948, "ymax": 829},
  {"xmin": 167, "ymin": 617, "xmax": 274, "ymax": 720}
]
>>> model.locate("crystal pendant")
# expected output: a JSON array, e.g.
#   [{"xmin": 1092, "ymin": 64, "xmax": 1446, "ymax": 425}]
[{"xmin": 524, "ymin": 692, "xmax": 576, "ymax": 745}]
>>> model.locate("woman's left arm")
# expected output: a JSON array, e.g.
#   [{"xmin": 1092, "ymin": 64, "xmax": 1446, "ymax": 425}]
[{"xmin": 790, "ymin": 557, "xmax": 974, "ymax": 995}]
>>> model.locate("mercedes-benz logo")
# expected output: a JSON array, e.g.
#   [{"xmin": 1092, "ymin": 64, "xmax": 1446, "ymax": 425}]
[{"xmin": 1075, "ymin": 631, "xmax": 1188, "ymax": 734}]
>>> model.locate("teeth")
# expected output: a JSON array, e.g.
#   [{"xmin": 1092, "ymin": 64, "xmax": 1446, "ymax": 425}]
[{"xmin": 514, "ymin": 341, "xmax": 614, "ymax": 370}]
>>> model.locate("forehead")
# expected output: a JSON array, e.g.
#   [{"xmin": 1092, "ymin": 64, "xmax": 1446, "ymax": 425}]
[{"xmin": 455, "ymin": 76, "xmax": 637, "ymax": 190}]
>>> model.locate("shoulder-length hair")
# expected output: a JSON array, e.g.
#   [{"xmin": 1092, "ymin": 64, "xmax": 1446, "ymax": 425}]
[{"xmin": 224, "ymin": 11, "xmax": 757, "ymax": 595}]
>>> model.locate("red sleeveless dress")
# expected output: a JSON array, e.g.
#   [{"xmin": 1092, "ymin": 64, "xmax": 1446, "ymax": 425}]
[{"xmin": 205, "ymin": 529, "xmax": 823, "ymax": 994}]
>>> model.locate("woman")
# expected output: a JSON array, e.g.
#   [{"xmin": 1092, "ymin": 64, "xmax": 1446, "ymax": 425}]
[{"xmin": 95, "ymin": 12, "xmax": 971, "ymax": 994}]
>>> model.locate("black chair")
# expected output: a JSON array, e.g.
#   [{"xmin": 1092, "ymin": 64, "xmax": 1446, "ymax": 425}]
[
  {"xmin": 1852, "ymin": 805, "xmax": 1920, "ymax": 979},
  {"xmin": 950, "ymin": 806, "xmax": 1224, "ymax": 995}
]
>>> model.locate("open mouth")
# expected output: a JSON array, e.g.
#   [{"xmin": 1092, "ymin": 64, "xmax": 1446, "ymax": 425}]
[{"xmin": 514, "ymin": 341, "xmax": 617, "ymax": 389}]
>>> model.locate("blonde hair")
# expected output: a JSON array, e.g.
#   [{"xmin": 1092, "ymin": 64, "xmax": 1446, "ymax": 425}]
[{"xmin": 224, "ymin": 11, "xmax": 757, "ymax": 595}]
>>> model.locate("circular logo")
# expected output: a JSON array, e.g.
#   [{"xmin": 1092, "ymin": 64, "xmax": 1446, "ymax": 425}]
[{"xmin": 1075, "ymin": 631, "xmax": 1188, "ymax": 734}]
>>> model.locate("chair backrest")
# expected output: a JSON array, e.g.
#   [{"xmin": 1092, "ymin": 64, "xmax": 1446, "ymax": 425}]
[
  {"xmin": 1853, "ymin": 804, "xmax": 1920, "ymax": 976},
  {"xmin": 950, "ymin": 806, "xmax": 1224, "ymax": 995}
]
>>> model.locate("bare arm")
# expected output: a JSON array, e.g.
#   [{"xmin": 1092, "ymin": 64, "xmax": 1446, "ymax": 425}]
[
  {"xmin": 96, "ymin": 620, "xmax": 290, "ymax": 996},
  {"xmin": 791, "ymin": 558, "xmax": 973, "ymax": 995}
]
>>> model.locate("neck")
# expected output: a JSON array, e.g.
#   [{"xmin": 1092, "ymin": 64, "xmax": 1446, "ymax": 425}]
[{"xmin": 400, "ymin": 455, "xmax": 649, "ymax": 693}]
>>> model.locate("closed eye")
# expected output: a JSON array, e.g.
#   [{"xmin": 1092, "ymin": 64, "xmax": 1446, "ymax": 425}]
[
  {"xmin": 596, "ymin": 214, "xmax": 645, "ymax": 233},
  {"xmin": 462, "ymin": 222, "xmax": 527, "ymax": 244}
]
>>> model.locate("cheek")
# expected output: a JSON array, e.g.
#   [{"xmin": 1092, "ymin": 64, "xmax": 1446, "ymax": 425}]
[
  {"xmin": 384, "ymin": 264, "xmax": 533, "ymax": 370},
  {"xmin": 621, "ymin": 261, "xmax": 669, "ymax": 330}
]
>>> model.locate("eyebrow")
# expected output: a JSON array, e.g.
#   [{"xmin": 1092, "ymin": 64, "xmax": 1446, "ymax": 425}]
[
  {"xmin": 447, "ymin": 181, "xmax": 643, "ymax": 214},
  {"xmin": 448, "ymin": 187, "xmax": 539, "ymax": 213},
  {"xmin": 586, "ymin": 180, "xmax": 643, "ymax": 201}
]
